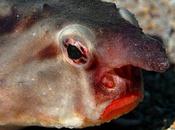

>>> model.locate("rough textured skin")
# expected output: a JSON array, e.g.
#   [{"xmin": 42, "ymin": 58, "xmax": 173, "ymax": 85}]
[{"xmin": 0, "ymin": 0, "xmax": 169, "ymax": 129}]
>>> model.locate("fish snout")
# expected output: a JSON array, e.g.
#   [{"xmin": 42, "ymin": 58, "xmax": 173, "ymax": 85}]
[{"xmin": 97, "ymin": 28, "xmax": 169, "ymax": 73}]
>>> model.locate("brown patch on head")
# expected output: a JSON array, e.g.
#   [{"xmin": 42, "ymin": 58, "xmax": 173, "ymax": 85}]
[
  {"xmin": 37, "ymin": 43, "xmax": 60, "ymax": 60},
  {"xmin": 42, "ymin": 3, "xmax": 53, "ymax": 16},
  {"xmin": 14, "ymin": 13, "xmax": 41, "ymax": 33},
  {"xmin": 0, "ymin": 7, "xmax": 41, "ymax": 34}
]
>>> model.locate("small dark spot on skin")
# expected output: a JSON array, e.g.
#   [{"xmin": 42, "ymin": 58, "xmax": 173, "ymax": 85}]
[
  {"xmin": 0, "ymin": 9, "xmax": 19, "ymax": 34},
  {"xmin": 42, "ymin": 3, "xmax": 53, "ymax": 16},
  {"xmin": 169, "ymin": 28, "xmax": 174, "ymax": 36},
  {"xmin": 43, "ymin": 3, "xmax": 52, "ymax": 11},
  {"xmin": 0, "ymin": 79, "xmax": 6, "ymax": 87},
  {"xmin": 37, "ymin": 44, "xmax": 59, "ymax": 60}
]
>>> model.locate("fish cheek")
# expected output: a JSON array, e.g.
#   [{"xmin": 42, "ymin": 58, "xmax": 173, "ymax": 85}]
[{"xmin": 0, "ymin": 87, "xmax": 43, "ymax": 124}]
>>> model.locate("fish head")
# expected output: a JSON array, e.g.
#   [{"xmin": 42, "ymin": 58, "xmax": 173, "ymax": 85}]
[{"xmin": 0, "ymin": 0, "xmax": 169, "ymax": 128}]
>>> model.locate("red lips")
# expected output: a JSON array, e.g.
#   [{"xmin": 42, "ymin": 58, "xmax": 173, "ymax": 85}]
[{"xmin": 100, "ymin": 91, "xmax": 142, "ymax": 121}]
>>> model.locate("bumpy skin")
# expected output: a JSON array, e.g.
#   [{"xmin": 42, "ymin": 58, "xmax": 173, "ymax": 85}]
[{"xmin": 0, "ymin": 0, "xmax": 169, "ymax": 129}]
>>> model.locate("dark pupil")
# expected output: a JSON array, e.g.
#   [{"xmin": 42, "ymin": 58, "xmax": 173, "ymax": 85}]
[{"xmin": 67, "ymin": 44, "xmax": 82, "ymax": 59}]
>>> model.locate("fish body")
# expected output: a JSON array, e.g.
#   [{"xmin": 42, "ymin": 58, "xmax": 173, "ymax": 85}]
[{"xmin": 0, "ymin": 0, "xmax": 169, "ymax": 129}]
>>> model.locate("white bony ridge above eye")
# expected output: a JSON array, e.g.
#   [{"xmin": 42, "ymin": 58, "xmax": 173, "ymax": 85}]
[{"xmin": 119, "ymin": 8, "xmax": 139, "ymax": 27}]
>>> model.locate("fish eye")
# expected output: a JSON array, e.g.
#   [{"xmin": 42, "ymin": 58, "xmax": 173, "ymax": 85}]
[
  {"xmin": 62, "ymin": 37, "xmax": 89, "ymax": 65},
  {"xmin": 67, "ymin": 44, "xmax": 82, "ymax": 60},
  {"xmin": 57, "ymin": 24, "xmax": 95, "ymax": 68},
  {"xmin": 119, "ymin": 8, "xmax": 139, "ymax": 27}
]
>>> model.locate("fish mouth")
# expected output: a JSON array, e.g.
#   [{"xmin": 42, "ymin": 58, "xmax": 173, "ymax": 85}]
[
  {"xmin": 97, "ymin": 65, "xmax": 143, "ymax": 121},
  {"xmin": 100, "ymin": 91, "xmax": 142, "ymax": 121}
]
